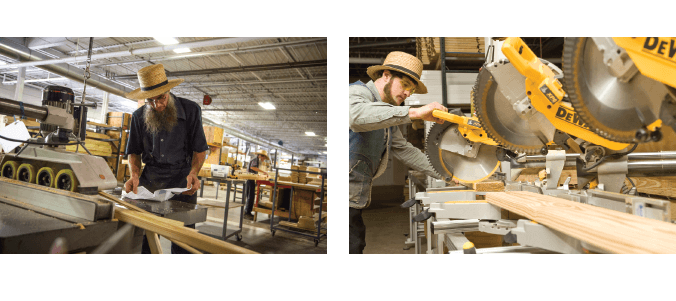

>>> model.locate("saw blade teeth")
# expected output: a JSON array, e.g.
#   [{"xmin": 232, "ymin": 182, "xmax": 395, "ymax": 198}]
[
  {"xmin": 563, "ymin": 37, "xmax": 640, "ymax": 143},
  {"xmin": 473, "ymin": 60, "xmax": 557, "ymax": 155}
]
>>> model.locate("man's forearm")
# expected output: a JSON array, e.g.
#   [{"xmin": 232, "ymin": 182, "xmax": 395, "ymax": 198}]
[
  {"xmin": 128, "ymin": 154, "xmax": 143, "ymax": 178},
  {"xmin": 189, "ymin": 151, "xmax": 207, "ymax": 176}
]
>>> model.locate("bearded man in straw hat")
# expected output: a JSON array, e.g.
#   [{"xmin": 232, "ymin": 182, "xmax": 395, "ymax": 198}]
[
  {"xmin": 349, "ymin": 51, "xmax": 450, "ymax": 254},
  {"xmin": 124, "ymin": 64, "xmax": 209, "ymax": 254}
]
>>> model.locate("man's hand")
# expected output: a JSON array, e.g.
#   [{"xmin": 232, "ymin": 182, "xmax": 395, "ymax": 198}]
[
  {"xmin": 409, "ymin": 102, "xmax": 448, "ymax": 124},
  {"xmin": 183, "ymin": 174, "xmax": 200, "ymax": 195},
  {"xmin": 124, "ymin": 176, "xmax": 140, "ymax": 194}
]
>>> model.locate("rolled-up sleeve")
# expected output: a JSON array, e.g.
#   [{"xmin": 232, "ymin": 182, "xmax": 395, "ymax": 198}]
[
  {"xmin": 349, "ymin": 85, "xmax": 412, "ymax": 132},
  {"xmin": 390, "ymin": 125, "xmax": 441, "ymax": 179},
  {"xmin": 125, "ymin": 112, "xmax": 143, "ymax": 156},
  {"xmin": 190, "ymin": 106, "xmax": 209, "ymax": 153}
]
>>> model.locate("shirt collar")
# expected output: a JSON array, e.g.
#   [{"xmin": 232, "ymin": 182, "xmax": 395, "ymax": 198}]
[
  {"xmin": 366, "ymin": 80, "xmax": 382, "ymax": 103},
  {"xmin": 171, "ymin": 93, "xmax": 187, "ymax": 120}
]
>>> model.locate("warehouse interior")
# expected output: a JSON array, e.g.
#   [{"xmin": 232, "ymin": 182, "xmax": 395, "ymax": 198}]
[
  {"xmin": 0, "ymin": 37, "xmax": 327, "ymax": 254},
  {"xmin": 350, "ymin": 37, "xmax": 676, "ymax": 254}
]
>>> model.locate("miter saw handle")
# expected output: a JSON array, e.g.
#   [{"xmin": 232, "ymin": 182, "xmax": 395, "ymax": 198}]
[{"xmin": 432, "ymin": 110, "xmax": 481, "ymax": 130}]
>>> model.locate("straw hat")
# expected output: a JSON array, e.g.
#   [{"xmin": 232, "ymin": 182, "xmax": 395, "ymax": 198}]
[
  {"xmin": 253, "ymin": 150, "xmax": 270, "ymax": 160},
  {"xmin": 125, "ymin": 64, "xmax": 185, "ymax": 100},
  {"xmin": 367, "ymin": 51, "xmax": 427, "ymax": 94}
]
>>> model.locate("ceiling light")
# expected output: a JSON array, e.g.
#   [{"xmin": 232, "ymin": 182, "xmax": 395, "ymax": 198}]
[
  {"xmin": 173, "ymin": 48, "xmax": 191, "ymax": 54},
  {"xmin": 0, "ymin": 61, "xmax": 6, "ymax": 65},
  {"xmin": 154, "ymin": 37, "xmax": 179, "ymax": 45},
  {"xmin": 3, "ymin": 77, "xmax": 69, "ymax": 84},
  {"xmin": 305, "ymin": 132, "xmax": 316, "ymax": 136},
  {"xmin": 258, "ymin": 102, "xmax": 276, "ymax": 110}
]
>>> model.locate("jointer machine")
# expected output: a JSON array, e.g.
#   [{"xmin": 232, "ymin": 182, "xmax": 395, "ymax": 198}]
[
  {"xmin": 405, "ymin": 37, "xmax": 676, "ymax": 254},
  {"xmin": 0, "ymin": 86, "xmax": 207, "ymax": 253}
]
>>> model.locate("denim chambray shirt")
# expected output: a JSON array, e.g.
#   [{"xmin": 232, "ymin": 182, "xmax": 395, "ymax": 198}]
[
  {"xmin": 349, "ymin": 80, "xmax": 440, "ymax": 209},
  {"xmin": 126, "ymin": 94, "xmax": 209, "ymax": 168}
]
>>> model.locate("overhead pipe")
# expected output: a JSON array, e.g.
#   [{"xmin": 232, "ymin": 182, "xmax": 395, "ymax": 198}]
[
  {"xmin": 188, "ymin": 77, "xmax": 326, "ymax": 87},
  {"xmin": 113, "ymin": 60, "xmax": 327, "ymax": 80},
  {"xmin": 0, "ymin": 37, "xmax": 272, "ymax": 70},
  {"xmin": 0, "ymin": 38, "xmax": 131, "ymax": 97},
  {"xmin": 349, "ymin": 38, "xmax": 417, "ymax": 49},
  {"xmin": 349, "ymin": 57, "xmax": 384, "ymax": 64},
  {"xmin": 202, "ymin": 117, "xmax": 299, "ymax": 155}
]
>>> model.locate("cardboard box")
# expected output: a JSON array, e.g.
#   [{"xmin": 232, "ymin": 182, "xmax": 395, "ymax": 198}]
[{"xmin": 203, "ymin": 126, "xmax": 224, "ymax": 146}]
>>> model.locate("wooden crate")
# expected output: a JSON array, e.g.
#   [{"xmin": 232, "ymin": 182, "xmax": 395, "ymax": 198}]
[
  {"xmin": 203, "ymin": 126, "xmax": 224, "ymax": 146},
  {"xmin": 107, "ymin": 112, "xmax": 131, "ymax": 130}
]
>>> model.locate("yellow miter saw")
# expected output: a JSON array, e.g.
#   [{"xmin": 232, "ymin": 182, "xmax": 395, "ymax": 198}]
[
  {"xmin": 562, "ymin": 37, "xmax": 676, "ymax": 143},
  {"xmin": 425, "ymin": 108, "xmax": 502, "ymax": 184}
]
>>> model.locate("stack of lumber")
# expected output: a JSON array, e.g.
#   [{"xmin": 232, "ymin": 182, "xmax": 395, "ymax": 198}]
[
  {"xmin": 291, "ymin": 165, "xmax": 300, "ymax": 183},
  {"xmin": 486, "ymin": 191, "xmax": 676, "ymax": 253},
  {"xmin": 298, "ymin": 165, "xmax": 308, "ymax": 184},
  {"xmin": 203, "ymin": 126, "xmax": 224, "ymax": 146},
  {"xmin": 418, "ymin": 37, "xmax": 485, "ymax": 65}
]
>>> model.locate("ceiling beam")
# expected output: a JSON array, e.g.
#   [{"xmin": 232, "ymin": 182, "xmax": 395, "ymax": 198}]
[{"xmin": 113, "ymin": 60, "xmax": 327, "ymax": 80}]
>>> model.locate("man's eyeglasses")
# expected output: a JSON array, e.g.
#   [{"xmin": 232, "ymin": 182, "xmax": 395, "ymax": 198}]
[
  {"xmin": 145, "ymin": 93, "xmax": 168, "ymax": 104},
  {"xmin": 400, "ymin": 78, "xmax": 417, "ymax": 94}
]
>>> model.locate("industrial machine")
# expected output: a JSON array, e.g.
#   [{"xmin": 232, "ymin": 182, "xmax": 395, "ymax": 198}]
[
  {"xmin": 0, "ymin": 86, "xmax": 116, "ymax": 194},
  {"xmin": 409, "ymin": 37, "xmax": 676, "ymax": 254}
]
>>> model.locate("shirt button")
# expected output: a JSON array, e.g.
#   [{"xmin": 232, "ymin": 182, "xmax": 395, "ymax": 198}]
[
  {"xmin": 161, "ymin": 154, "xmax": 164, "ymax": 157},
  {"xmin": 161, "ymin": 139, "xmax": 164, "ymax": 142}
]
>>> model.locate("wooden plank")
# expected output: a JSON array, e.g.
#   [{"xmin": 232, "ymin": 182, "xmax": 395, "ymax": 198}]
[
  {"xmin": 115, "ymin": 208, "xmax": 256, "ymax": 254},
  {"xmin": 486, "ymin": 191, "xmax": 676, "ymax": 253},
  {"xmin": 473, "ymin": 181, "xmax": 505, "ymax": 192},
  {"xmin": 165, "ymin": 238, "xmax": 203, "ymax": 254},
  {"xmin": 145, "ymin": 231, "xmax": 163, "ymax": 254}
]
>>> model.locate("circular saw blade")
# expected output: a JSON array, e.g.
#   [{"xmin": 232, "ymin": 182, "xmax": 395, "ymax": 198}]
[
  {"xmin": 473, "ymin": 60, "xmax": 556, "ymax": 154},
  {"xmin": 425, "ymin": 122, "xmax": 500, "ymax": 183},
  {"xmin": 563, "ymin": 37, "xmax": 664, "ymax": 143}
]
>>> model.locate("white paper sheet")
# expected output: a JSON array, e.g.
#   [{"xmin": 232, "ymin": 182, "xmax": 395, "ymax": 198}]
[
  {"xmin": 0, "ymin": 120, "xmax": 31, "ymax": 153},
  {"xmin": 123, "ymin": 186, "xmax": 191, "ymax": 202}
]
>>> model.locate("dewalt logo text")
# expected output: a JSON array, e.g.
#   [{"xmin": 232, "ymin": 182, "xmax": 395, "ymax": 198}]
[
  {"xmin": 555, "ymin": 107, "xmax": 589, "ymax": 130},
  {"xmin": 643, "ymin": 37, "xmax": 676, "ymax": 62}
]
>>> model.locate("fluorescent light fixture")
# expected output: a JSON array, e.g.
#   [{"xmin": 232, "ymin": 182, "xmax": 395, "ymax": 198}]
[
  {"xmin": 305, "ymin": 132, "xmax": 316, "ymax": 136},
  {"xmin": 173, "ymin": 48, "xmax": 191, "ymax": 54},
  {"xmin": 154, "ymin": 37, "xmax": 179, "ymax": 45},
  {"xmin": 3, "ymin": 77, "xmax": 69, "ymax": 84},
  {"xmin": 258, "ymin": 102, "xmax": 276, "ymax": 110},
  {"xmin": 0, "ymin": 61, "xmax": 6, "ymax": 65}
]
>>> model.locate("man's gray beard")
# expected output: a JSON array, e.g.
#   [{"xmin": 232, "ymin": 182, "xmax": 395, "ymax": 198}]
[{"xmin": 144, "ymin": 94, "xmax": 178, "ymax": 135}]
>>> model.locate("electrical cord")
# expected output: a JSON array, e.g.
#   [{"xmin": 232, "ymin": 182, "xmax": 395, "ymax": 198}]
[
  {"xmin": 625, "ymin": 177, "xmax": 636, "ymax": 194},
  {"xmin": 583, "ymin": 143, "xmax": 638, "ymax": 171}
]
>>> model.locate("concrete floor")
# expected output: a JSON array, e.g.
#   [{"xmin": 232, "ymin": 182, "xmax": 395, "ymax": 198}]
[
  {"xmin": 361, "ymin": 191, "xmax": 427, "ymax": 254},
  {"xmin": 157, "ymin": 183, "xmax": 327, "ymax": 254}
]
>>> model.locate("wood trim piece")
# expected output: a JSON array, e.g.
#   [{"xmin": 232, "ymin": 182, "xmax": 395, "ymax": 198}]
[
  {"xmin": 146, "ymin": 231, "xmax": 163, "ymax": 254},
  {"xmin": 486, "ymin": 191, "xmax": 676, "ymax": 253}
]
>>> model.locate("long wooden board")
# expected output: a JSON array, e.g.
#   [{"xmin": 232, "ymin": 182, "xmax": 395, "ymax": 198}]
[{"xmin": 486, "ymin": 191, "xmax": 676, "ymax": 253}]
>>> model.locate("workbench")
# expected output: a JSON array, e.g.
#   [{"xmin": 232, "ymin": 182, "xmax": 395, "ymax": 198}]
[
  {"xmin": 198, "ymin": 176, "xmax": 246, "ymax": 241},
  {"xmin": 253, "ymin": 179, "xmax": 292, "ymax": 221}
]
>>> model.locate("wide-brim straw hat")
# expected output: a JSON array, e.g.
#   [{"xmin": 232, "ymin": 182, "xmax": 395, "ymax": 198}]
[
  {"xmin": 366, "ymin": 51, "xmax": 427, "ymax": 94},
  {"xmin": 254, "ymin": 150, "xmax": 270, "ymax": 160},
  {"xmin": 125, "ymin": 64, "xmax": 185, "ymax": 100}
]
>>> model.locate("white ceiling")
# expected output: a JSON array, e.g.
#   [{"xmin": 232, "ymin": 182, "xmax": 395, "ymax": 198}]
[{"xmin": 0, "ymin": 37, "xmax": 327, "ymax": 155}]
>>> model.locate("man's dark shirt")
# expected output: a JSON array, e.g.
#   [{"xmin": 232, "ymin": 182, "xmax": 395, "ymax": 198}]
[
  {"xmin": 247, "ymin": 157, "xmax": 259, "ymax": 173},
  {"xmin": 126, "ymin": 94, "xmax": 209, "ymax": 167}
]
